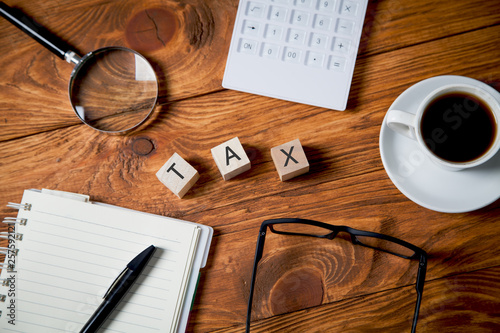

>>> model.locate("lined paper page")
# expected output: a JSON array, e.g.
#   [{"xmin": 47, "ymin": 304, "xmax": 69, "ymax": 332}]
[{"xmin": 0, "ymin": 190, "xmax": 201, "ymax": 333}]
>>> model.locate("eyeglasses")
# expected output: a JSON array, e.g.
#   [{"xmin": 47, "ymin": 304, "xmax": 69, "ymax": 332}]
[{"xmin": 246, "ymin": 218, "xmax": 427, "ymax": 333}]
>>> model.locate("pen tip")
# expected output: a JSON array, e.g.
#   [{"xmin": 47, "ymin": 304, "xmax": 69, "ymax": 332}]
[{"xmin": 127, "ymin": 245, "xmax": 156, "ymax": 270}]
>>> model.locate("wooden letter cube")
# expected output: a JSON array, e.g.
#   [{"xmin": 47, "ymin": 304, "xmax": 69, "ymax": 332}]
[
  {"xmin": 156, "ymin": 153, "xmax": 200, "ymax": 198},
  {"xmin": 271, "ymin": 139, "xmax": 309, "ymax": 181},
  {"xmin": 211, "ymin": 137, "xmax": 251, "ymax": 180}
]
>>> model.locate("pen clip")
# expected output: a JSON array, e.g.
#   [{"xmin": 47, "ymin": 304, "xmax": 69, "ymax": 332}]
[{"xmin": 103, "ymin": 266, "xmax": 128, "ymax": 299}]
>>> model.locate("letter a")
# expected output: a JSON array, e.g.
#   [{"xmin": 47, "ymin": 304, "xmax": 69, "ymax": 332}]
[{"xmin": 225, "ymin": 146, "xmax": 241, "ymax": 166}]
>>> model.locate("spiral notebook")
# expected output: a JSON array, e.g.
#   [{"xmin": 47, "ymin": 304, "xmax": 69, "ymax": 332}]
[{"xmin": 0, "ymin": 189, "xmax": 213, "ymax": 333}]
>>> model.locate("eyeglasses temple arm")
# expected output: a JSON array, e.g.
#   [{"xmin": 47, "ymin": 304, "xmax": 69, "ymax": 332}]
[
  {"xmin": 246, "ymin": 230, "xmax": 267, "ymax": 332},
  {"xmin": 411, "ymin": 253, "xmax": 427, "ymax": 333}
]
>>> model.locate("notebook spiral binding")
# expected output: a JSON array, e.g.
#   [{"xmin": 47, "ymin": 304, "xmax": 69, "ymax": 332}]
[
  {"xmin": 2, "ymin": 217, "xmax": 27, "ymax": 226},
  {"xmin": 0, "ymin": 232, "xmax": 23, "ymax": 241},
  {"xmin": 0, "ymin": 247, "xmax": 18, "ymax": 256},
  {"xmin": 6, "ymin": 202, "xmax": 31, "ymax": 211}
]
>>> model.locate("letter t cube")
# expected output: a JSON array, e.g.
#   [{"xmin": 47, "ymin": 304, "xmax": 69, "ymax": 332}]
[{"xmin": 156, "ymin": 153, "xmax": 200, "ymax": 198}]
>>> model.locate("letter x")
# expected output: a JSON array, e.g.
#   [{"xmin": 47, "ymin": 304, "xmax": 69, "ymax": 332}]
[{"xmin": 280, "ymin": 146, "xmax": 298, "ymax": 167}]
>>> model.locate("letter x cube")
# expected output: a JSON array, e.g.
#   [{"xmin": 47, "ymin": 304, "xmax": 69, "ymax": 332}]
[
  {"xmin": 271, "ymin": 139, "xmax": 309, "ymax": 181},
  {"xmin": 156, "ymin": 153, "xmax": 200, "ymax": 198}
]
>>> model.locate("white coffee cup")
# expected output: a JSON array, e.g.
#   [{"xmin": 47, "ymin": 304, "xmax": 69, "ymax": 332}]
[{"xmin": 386, "ymin": 83, "xmax": 500, "ymax": 171}]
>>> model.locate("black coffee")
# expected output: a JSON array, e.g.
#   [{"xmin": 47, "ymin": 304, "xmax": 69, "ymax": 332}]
[{"xmin": 420, "ymin": 92, "xmax": 496, "ymax": 163}]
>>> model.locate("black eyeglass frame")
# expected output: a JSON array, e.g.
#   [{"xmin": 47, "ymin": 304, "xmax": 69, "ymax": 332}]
[{"xmin": 246, "ymin": 218, "xmax": 427, "ymax": 333}]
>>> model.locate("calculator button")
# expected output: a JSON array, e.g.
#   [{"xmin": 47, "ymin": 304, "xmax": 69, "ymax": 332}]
[
  {"xmin": 296, "ymin": 0, "xmax": 313, "ymax": 8},
  {"xmin": 291, "ymin": 10, "xmax": 310, "ymax": 26},
  {"xmin": 239, "ymin": 38, "xmax": 258, "ymax": 54},
  {"xmin": 340, "ymin": 0, "xmax": 358, "ymax": 16},
  {"xmin": 247, "ymin": 2, "xmax": 266, "ymax": 18},
  {"xmin": 317, "ymin": 0, "xmax": 336, "ymax": 13},
  {"xmin": 306, "ymin": 51, "xmax": 326, "ymax": 68},
  {"xmin": 288, "ymin": 28, "xmax": 307, "ymax": 44},
  {"xmin": 337, "ymin": 18, "xmax": 355, "ymax": 35},
  {"xmin": 314, "ymin": 14, "xmax": 333, "ymax": 30},
  {"xmin": 330, "ymin": 56, "xmax": 347, "ymax": 71},
  {"xmin": 333, "ymin": 37, "xmax": 351, "ymax": 53},
  {"xmin": 310, "ymin": 33, "xmax": 329, "ymax": 49},
  {"xmin": 269, "ymin": 6, "xmax": 288, "ymax": 22},
  {"xmin": 261, "ymin": 43, "xmax": 281, "ymax": 59},
  {"xmin": 284, "ymin": 47, "xmax": 303, "ymax": 63},
  {"xmin": 265, "ymin": 24, "xmax": 285, "ymax": 40},
  {"xmin": 272, "ymin": 0, "xmax": 291, "ymax": 3},
  {"xmin": 242, "ymin": 20, "xmax": 261, "ymax": 36}
]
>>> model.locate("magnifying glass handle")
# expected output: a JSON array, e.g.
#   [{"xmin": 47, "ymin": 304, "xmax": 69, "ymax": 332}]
[{"xmin": 0, "ymin": 2, "xmax": 79, "ymax": 63}]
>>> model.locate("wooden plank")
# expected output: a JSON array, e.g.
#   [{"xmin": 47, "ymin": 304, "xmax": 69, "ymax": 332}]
[
  {"xmin": 1, "ymin": 0, "xmax": 499, "ymax": 140},
  {"xmin": 360, "ymin": 0, "xmax": 500, "ymax": 56},
  {"xmin": 1, "ymin": 25, "xmax": 499, "ymax": 221},
  {"xmin": 206, "ymin": 266, "xmax": 500, "ymax": 332}
]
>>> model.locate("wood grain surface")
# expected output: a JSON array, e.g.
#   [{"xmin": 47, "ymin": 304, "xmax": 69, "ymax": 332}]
[{"xmin": 1, "ymin": 0, "xmax": 500, "ymax": 332}]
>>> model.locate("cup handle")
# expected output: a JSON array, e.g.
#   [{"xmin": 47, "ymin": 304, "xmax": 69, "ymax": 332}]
[{"xmin": 386, "ymin": 110, "xmax": 417, "ymax": 140}]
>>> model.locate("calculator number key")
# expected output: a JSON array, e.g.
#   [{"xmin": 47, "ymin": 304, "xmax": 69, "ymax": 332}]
[
  {"xmin": 269, "ymin": 6, "xmax": 288, "ymax": 22},
  {"xmin": 291, "ymin": 10, "xmax": 310, "ymax": 26},
  {"xmin": 265, "ymin": 24, "xmax": 285, "ymax": 40},
  {"xmin": 288, "ymin": 28, "xmax": 307, "ymax": 44},
  {"xmin": 317, "ymin": 0, "xmax": 336, "ymax": 12},
  {"xmin": 310, "ymin": 33, "xmax": 329, "ymax": 49},
  {"xmin": 296, "ymin": 0, "xmax": 313, "ymax": 8},
  {"xmin": 283, "ymin": 47, "xmax": 302, "ymax": 64},
  {"xmin": 314, "ymin": 14, "xmax": 333, "ymax": 30},
  {"xmin": 261, "ymin": 43, "xmax": 281, "ymax": 59}
]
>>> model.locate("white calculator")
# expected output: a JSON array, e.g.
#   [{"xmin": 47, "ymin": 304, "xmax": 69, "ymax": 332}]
[{"xmin": 222, "ymin": 0, "xmax": 368, "ymax": 111}]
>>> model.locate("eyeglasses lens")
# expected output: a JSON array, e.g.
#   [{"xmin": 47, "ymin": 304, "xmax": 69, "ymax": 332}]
[
  {"xmin": 270, "ymin": 223, "xmax": 333, "ymax": 237},
  {"xmin": 354, "ymin": 235, "xmax": 416, "ymax": 257}
]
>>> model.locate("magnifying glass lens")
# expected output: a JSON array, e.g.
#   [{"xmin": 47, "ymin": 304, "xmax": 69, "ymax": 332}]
[{"xmin": 69, "ymin": 48, "xmax": 158, "ymax": 133}]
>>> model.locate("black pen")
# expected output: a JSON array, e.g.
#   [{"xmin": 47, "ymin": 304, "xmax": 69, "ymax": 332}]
[{"xmin": 80, "ymin": 245, "xmax": 156, "ymax": 333}]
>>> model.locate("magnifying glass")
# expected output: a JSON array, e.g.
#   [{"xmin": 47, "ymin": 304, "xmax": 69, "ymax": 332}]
[{"xmin": 0, "ymin": 2, "xmax": 158, "ymax": 134}]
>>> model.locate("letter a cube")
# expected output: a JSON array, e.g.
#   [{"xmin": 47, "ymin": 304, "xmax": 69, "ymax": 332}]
[
  {"xmin": 211, "ymin": 137, "xmax": 251, "ymax": 180},
  {"xmin": 271, "ymin": 139, "xmax": 309, "ymax": 181},
  {"xmin": 156, "ymin": 153, "xmax": 200, "ymax": 198}
]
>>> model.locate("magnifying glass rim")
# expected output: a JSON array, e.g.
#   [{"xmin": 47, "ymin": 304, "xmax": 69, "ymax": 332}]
[{"xmin": 68, "ymin": 46, "xmax": 159, "ymax": 134}]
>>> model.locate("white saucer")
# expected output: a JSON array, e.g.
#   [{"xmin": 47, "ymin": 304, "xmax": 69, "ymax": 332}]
[{"xmin": 379, "ymin": 75, "xmax": 500, "ymax": 213}]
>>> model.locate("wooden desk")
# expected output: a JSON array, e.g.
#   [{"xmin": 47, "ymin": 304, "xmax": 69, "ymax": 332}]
[{"xmin": 1, "ymin": 0, "xmax": 499, "ymax": 331}]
